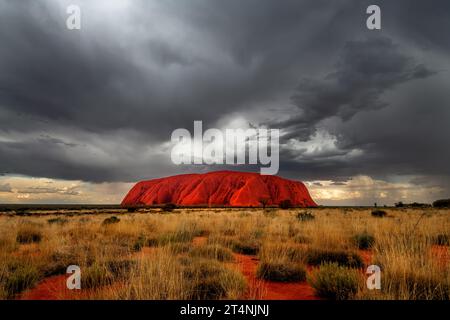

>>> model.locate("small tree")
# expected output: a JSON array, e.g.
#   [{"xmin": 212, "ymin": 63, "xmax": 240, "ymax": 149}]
[
  {"xmin": 395, "ymin": 202, "xmax": 404, "ymax": 208},
  {"xmin": 259, "ymin": 198, "xmax": 269, "ymax": 209},
  {"xmin": 433, "ymin": 199, "xmax": 450, "ymax": 208},
  {"xmin": 279, "ymin": 199, "xmax": 292, "ymax": 210},
  {"xmin": 162, "ymin": 203, "xmax": 177, "ymax": 212}
]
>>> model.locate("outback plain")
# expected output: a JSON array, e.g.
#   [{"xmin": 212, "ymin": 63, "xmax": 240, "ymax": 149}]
[{"xmin": 0, "ymin": 206, "xmax": 448, "ymax": 300}]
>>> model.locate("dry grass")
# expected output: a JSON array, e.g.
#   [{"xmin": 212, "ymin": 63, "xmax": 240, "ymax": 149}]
[
  {"xmin": 308, "ymin": 263, "xmax": 362, "ymax": 300},
  {"xmin": 0, "ymin": 207, "xmax": 448, "ymax": 300}
]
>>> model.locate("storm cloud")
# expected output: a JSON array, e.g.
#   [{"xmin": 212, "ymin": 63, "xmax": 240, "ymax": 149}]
[{"xmin": 0, "ymin": 0, "xmax": 449, "ymax": 204}]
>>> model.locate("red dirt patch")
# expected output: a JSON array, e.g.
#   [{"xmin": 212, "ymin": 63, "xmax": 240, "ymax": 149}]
[
  {"xmin": 192, "ymin": 236, "xmax": 208, "ymax": 247},
  {"xmin": 130, "ymin": 246, "xmax": 159, "ymax": 259},
  {"xmin": 359, "ymin": 249, "xmax": 374, "ymax": 266},
  {"xmin": 19, "ymin": 275, "xmax": 82, "ymax": 300},
  {"xmin": 233, "ymin": 253, "xmax": 319, "ymax": 300},
  {"xmin": 19, "ymin": 275, "xmax": 126, "ymax": 300},
  {"xmin": 430, "ymin": 245, "xmax": 449, "ymax": 268}
]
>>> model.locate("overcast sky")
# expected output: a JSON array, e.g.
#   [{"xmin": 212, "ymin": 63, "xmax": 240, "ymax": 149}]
[{"xmin": 0, "ymin": 0, "xmax": 449, "ymax": 205}]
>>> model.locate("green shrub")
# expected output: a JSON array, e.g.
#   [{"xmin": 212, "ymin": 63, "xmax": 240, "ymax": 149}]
[
  {"xmin": 296, "ymin": 211, "xmax": 315, "ymax": 222},
  {"xmin": 308, "ymin": 263, "xmax": 361, "ymax": 300},
  {"xmin": 256, "ymin": 261, "xmax": 306, "ymax": 282},
  {"xmin": 305, "ymin": 249, "xmax": 364, "ymax": 268},
  {"xmin": 371, "ymin": 210, "xmax": 387, "ymax": 218},
  {"xmin": 189, "ymin": 245, "xmax": 234, "ymax": 262},
  {"xmin": 16, "ymin": 227, "xmax": 42, "ymax": 244},
  {"xmin": 102, "ymin": 216, "xmax": 120, "ymax": 225},
  {"xmin": 353, "ymin": 232, "xmax": 375, "ymax": 249}
]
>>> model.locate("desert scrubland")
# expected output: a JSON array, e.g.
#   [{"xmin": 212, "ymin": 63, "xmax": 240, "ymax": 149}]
[{"xmin": 0, "ymin": 207, "xmax": 448, "ymax": 300}]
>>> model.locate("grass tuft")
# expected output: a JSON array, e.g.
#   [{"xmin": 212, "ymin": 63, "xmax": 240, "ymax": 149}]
[
  {"xmin": 183, "ymin": 259, "xmax": 246, "ymax": 299},
  {"xmin": 16, "ymin": 226, "xmax": 42, "ymax": 244},
  {"xmin": 102, "ymin": 216, "xmax": 121, "ymax": 225},
  {"xmin": 432, "ymin": 234, "xmax": 449, "ymax": 246},
  {"xmin": 308, "ymin": 263, "xmax": 361, "ymax": 300},
  {"xmin": 47, "ymin": 217, "xmax": 69, "ymax": 225},
  {"xmin": 189, "ymin": 245, "xmax": 234, "ymax": 262},
  {"xmin": 256, "ymin": 261, "xmax": 306, "ymax": 282},
  {"xmin": 232, "ymin": 239, "xmax": 260, "ymax": 255},
  {"xmin": 371, "ymin": 210, "xmax": 387, "ymax": 218},
  {"xmin": 305, "ymin": 248, "xmax": 364, "ymax": 268},
  {"xmin": 296, "ymin": 211, "xmax": 315, "ymax": 222},
  {"xmin": 2, "ymin": 260, "xmax": 41, "ymax": 298},
  {"xmin": 352, "ymin": 232, "xmax": 375, "ymax": 249}
]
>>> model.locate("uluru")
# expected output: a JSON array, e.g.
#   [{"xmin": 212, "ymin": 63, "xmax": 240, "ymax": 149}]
[{"xmin": 121, "ymin": 171, "xmax": 317, "ymax": 207}]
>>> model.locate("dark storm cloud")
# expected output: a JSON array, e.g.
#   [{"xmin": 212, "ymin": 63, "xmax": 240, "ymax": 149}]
[
  {"xmin": 0, "ymin": 0, "xmax": 363, "ymax": 181},
  {"xmin": 277, "ymin": 36, "xmax": 435, "ymax": 140},
  {"xmin": 0, "ymin": 0, "xmax": 342, "ymax": 139},
  {"xmin": 0, "ymin": 0, "xmax": 449, "ymax": 193}
]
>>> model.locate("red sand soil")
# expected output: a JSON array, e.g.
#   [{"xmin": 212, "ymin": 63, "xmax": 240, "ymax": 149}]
[
  {"xmin": 19, "ymin": 275, "xmax": 82, "ymax": 300},
  {"xmin": 233, "ymin": 253, "xmax": 319, "ymax": 300},
  {"xmin": 121, "ymin": 171, "xmax": 317, "ymax": 207},
  {"xmin": 20, "ymin": 245, "xmax": 159, "ymax": 300},
  {"xmin": 194, "ymin": 235, "xmax": 319, "ymax": 299},
  {"xmin": 192, "ymin": 236, "xmax": 208, "ymax": 247},
  {"xmin": 19, "ymin": 275, "xmax": 127, "ymax": 300},
  {"xmin": 359, "ymin": 249, "xmax": 374, "ymax": 266},
  {"xmin": 138, "ymin": 246, "xmax": 158, "ymax": 256},
  {"xmin": 430, "ymin": 245, "xmax": 449, "ymax": 268}
]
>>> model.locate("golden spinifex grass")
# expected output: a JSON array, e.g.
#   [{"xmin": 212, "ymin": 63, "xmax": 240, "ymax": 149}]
[{"xmin": 0, "ymin": 208, "xmax": 448, "ymax": 300}]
